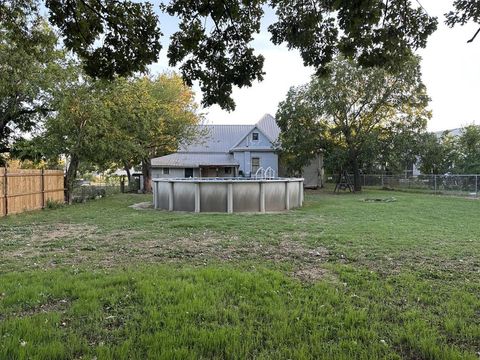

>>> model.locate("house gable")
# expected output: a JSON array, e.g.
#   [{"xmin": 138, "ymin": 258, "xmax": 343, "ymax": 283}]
[{"xmin": 229, "ymin": 126, "xmax": 275, "ymax": 152}]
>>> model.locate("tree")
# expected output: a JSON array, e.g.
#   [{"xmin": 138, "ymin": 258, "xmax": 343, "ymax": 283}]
[
  {"xmin": 277, "ymin": 57, "xmax": 430, "ymax": 191},
  {"xmin": 20, "ymin": 72, "xmax": 200, "ymax": 199},
  {"xmin": 106, "ymin": 74, "xmax": 201, "ymax": 192},
  {"xmin": 0, "ymin": 0, "xmax": 68, "ymax": 158},
  {"xmin": 43, "ymin": 0, "xmax": 439, "ymax": 110},
  {"xmin": 40, "ymin": 80, "xmax": 113, "ymax": 203},
  {"xmin": 446, "ymin": 1, "xmax": 480, "ymax": 43},
  {"xmin": 275, "ymin": 85, "xmax": 325, "ymax": 175},
  {"xmin": 373, "ymin": 120, "xmax": 426, "ymax": 175},
  {"xmin": 455, "ymin": 125, "xmax": 480, "ymax": 174},
  {"xmin": 418, "ymin": 132, "xmax": 458, "ymax": 175}
]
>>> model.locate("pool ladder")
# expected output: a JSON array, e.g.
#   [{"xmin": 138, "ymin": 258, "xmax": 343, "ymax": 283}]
[{"xmin": 254, "ymin": 166, "xmax": 276, "ymax": 179}]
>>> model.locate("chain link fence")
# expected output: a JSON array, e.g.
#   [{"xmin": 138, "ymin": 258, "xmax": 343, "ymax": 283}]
[{"xmin": 327, "ymin": 174, "xmax": 480, "ymax": 196}]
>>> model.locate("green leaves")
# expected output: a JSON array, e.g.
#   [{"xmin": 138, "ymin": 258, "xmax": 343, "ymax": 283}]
[
  {"xmin": 277, "ymin": 57, "xmax": 430, "ymax": 187},
  {"xmin": 164, "ymin": 0, "xmax": 266, "ymax": 110},
  {"xmin": 446, "ymin": 0, "xmax": 480, "ymax": 43},
  {"xmin": 41, "ymin": 0, "xmax": 439, "ymax": 111},
  {"xmin": 0, "ymin": 2, "xmax": 69, "ymax": 152},
  {"xmin": 420, "ymin": 125, "xmax": 480, "ymax": 175},
  {"xmin": 46, "ymin": 0, "xmax": 162, "ymax": 79}
]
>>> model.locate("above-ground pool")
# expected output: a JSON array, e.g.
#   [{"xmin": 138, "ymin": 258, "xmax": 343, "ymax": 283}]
[{"xmin": 152, "ymin": 177, "xmax": 304, "ymax": 213}]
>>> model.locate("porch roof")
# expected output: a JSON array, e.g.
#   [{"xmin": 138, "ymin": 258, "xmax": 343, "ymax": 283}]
[{"xmin": 151, "ymin": 152, "xmax": 239, "ymax": 168}]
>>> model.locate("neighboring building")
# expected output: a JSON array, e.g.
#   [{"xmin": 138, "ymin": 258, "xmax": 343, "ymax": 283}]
[{"xmin": 151, "ymin": 114, "xmax": 324, "ymax": 188}]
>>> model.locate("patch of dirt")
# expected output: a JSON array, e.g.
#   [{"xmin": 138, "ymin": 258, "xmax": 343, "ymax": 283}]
[
  {"xmin": 129, "ymin": 202, "xmax": 154, "ymax": 210},
  {"xmin": 0, "ymin": 223, "xmax": 146, "ymax": 271},
  {"xmin": 135, "ymin": 231, "xmax": 332, "ymax": 282},
  {"xmin": 1, "ymin": 298, "xmax": 70, "ymax": 320},
  {"xmin": 293, "ymin": 266, "xmax": 328, "ymax": 282},
  {"xmin": 1, "ymin": 224, "xmax": 334, "ymax": 282}
]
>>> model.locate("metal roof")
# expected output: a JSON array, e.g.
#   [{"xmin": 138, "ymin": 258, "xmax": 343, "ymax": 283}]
[
  {"xmin": 152, "ymin": 114, "xmax": 281, "ymax": 167},
  {"xmin": 179, "ymin": 125, "xmax": 252, "ymax": 153},
  {"xmin": 256, "ymin": 114, "xmax": 281, "ymax": 144},
  {"xmin": 151, "ymin": 152, "xmax": 238, "ymax": 168},
  {"xmin": 179, "ymin": 114, "xmax": 280, "ymax": 153}
]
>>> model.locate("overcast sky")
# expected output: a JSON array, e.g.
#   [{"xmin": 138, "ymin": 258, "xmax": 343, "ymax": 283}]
[{"xmin": 151, "ymin": 1, "xmax": 479, "ymax": 131}]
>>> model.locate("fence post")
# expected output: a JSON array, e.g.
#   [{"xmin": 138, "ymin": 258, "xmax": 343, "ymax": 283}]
[
  {"xmin": 381, "ymin": 174, "xmax": 384, "ymax": 188},
  {"xmin": 476, "ymin": 175, "xmax": 478, "ymax": 197},
  {"xmin": 434, "ymin": 175, "xmax": 437, "ymax": 195},
  {"xmin": 41, "ymin": 169, "xmax": 45, "ymax": 209},
  {"xmin": 3, "ymin": 167, "xmax": 8, "ymax": 216}
]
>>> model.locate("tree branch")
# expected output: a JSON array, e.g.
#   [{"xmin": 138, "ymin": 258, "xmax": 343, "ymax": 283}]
[{"xmin": 467, "ymin": 27, "xmax": 480, "ymax": 43}]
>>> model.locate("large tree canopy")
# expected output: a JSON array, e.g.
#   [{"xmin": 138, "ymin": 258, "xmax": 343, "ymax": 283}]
[
  {"xmin": 39, "ymin": 0, "xmax": 445, "ymax": 110},
  {"xmin": 0, "ymin": 0, "xmax": 69, "ymax": 156},
  {"xmin": 277, "ymin": 57, "xmax": 431, "ymax": 191},
  {"xmin": 21, "ymin": 72, "xmax": 201, "ymax": 199},
  {"xmin": 105, "ymin": 74, "xmax": 201, "ymax": 192}
]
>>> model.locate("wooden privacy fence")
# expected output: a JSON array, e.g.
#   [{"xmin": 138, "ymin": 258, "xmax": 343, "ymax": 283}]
[{"xmin": 0, "ymin": 168, "xmax": 65, "ymax": 216}]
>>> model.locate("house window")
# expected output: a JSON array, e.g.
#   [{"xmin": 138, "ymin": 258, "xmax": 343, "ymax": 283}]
[
  {"xmin": 252, "ymin": 132, "xmax": 259, "ymax": 141},
  {"xmin": 251, "ymin": 157, "xmax": 260, "ymax": 174},
  {"xmin": 185, "ymin": 168, "xmax": 194, "ymax": 178},
  {"xmin": 224, "ymin": 167, "xmax": 232, "ymax": 174},
  {"xmin": 163, "ymin": 168, "xmax": 170, "ymax": 175}
]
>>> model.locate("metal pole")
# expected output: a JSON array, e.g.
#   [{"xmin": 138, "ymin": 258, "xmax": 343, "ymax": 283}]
[
  {"xmin": 476, "ymin": 175, "xmax": 478, "ymax": 197},
  {"xmin": 434, "ymin": 175, "xmax": 437, "ymax": 194}
]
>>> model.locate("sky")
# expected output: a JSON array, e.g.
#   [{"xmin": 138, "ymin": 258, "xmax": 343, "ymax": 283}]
[{"xmin": 149, "ymin": 1, "xmax": 480, "ymax": 130}]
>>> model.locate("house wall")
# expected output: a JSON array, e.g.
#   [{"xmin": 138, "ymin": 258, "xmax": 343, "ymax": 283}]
[
  {"xmin": 233, "ymin": 152, "xmax": 245, "ymax": 175},
  {"xmin": 251, "ymin": 151, "xmax": 278, "ymax": 176},
  {"xmin": 233, "ymin": 151, "xmax": 278, "ymax": 176},
  {"xmin": 231, "ymin": 128, "xmax": 279, "ymax": 176},
  {"xmin": 152, "ymin": 168, "xmax": 200, "ymax": 179}
]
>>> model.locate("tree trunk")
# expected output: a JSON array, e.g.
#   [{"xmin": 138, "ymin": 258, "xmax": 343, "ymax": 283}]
[
  {"xmin": 66, "ymin": 154, "xmax": 80, "ymax": 204},
  {"xmin": 141, "ymin": 158, "xmax": 152, "ymax": 193},
  {"xmin": 123, "ymin": 162, "xmax": 132, "ymax": 183},
  {"xmin": 351, "ymin": 154, "xmax": 362, "ymax": 192}
]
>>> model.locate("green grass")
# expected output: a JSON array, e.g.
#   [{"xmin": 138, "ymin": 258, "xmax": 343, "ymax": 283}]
[{"xmin": 0, "ymin": 190, "xmax": 479, "ymax": 359}]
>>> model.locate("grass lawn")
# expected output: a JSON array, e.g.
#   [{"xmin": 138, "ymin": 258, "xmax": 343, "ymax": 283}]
[{"xmin": 0, "ymin": 190, "xmax": 479, "ymax": 359}]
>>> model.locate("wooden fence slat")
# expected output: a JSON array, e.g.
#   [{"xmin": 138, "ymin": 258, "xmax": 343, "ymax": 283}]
[
  {"xmin": 0, "ymin": 168, "xmax": 65, "ymax": 216},
  {"xmin": 0, "ymin": 167, "xmax": 5, "ymax": 216}
]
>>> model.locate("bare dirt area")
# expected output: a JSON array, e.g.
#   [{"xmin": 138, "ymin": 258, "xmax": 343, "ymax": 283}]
[{"xmin": 0, "ymin": 223, "xmax": 333, "ymax": 282}]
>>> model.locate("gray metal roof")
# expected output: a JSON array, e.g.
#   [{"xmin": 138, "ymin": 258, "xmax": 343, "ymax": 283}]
[
  {"xmin": 179, "ymin": 113, "xmax": 280, "ymax": 152},
  {"xmin": 256, "ymin": 114, "xmax": 281, "ymax": 144},
  {"xmin": 151, "ymin": 152, "xmax": 238, "ymax": 167},
  {"xmin": 180, "ymin": 125, "xmax": 252, "ymax": 153},
  {"xmin": 152, "ymin": 114, "xmax": 281, "ymax": 167}
]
